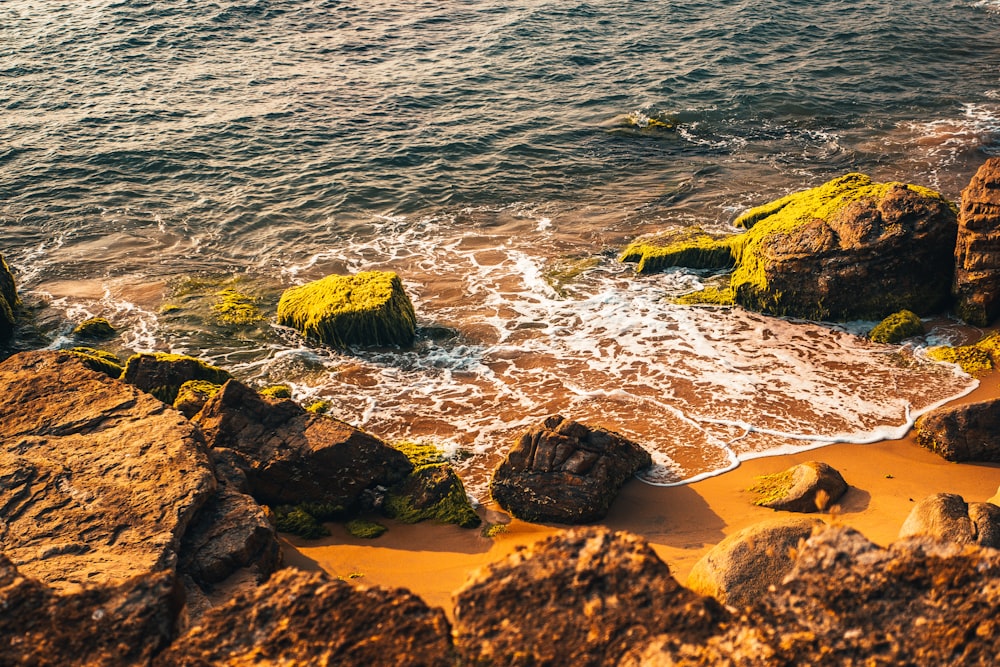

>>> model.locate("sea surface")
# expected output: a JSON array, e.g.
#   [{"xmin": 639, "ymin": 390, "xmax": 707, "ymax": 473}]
[{"xmin": 3, "ymin": 0, "xmax": 1000, "ymax": 495}]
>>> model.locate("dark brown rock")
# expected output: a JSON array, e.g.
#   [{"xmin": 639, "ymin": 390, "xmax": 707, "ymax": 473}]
[
  {"xmin": 0, "ymin": 554, "xmax": 181, "ymax": 667},
  {"xmin": 0, "ymin": 252, "xmax": 17, "ymax": 343},
  {"xmin": 898, "ymin": 492, "xmax": 1000, "ymax": 548},
  {"xmin": 452, "ymin": 527, "xmax": 725, "ymax": 666},
  {"xmin": 686, "ymin": 516, "xmax": 823, "ymax": 608},
  {"xmin": 627, "ymin": 526, "xmax": 1000, "ymax": 665},
  {"xmin": 954, "ymin": 157, "xmax": 1000, "ymax": 325},
  {"xmin": 122, "ymin": 352, "xmax": 231, "ymax": 404},
  {"xmin": 193, "ymin": 379, "xmax": 412, "ymax": 509},
  {"xmin": 0, "ymin": 350, "xmax": 216, "ymax": 590},
  {"xmin": 156, "ymin": 568, "xmax": 455, "ymax": 666},
  {"xmin": 749, "ymin": 460, "xmax": 849, "ymax": 513},
  {"xmin": 914, "ymin": 397, "xmax": 1000, "ymax": 462},
  {"xmin": 489, "ymin": 415, "xmax": 652, "ymax": 523}
]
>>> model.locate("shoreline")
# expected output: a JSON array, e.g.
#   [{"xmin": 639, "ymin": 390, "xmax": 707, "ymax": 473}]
[{"xmin": 282, "ymin": 367, "xmax": 1000, "ymax": 616}]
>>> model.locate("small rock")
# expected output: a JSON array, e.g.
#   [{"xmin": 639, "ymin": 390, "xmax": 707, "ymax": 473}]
[
  {"xmin": 748, "ymin": 461, "xmax": 848, "ymax": 513},
  {"xmin": 868, "ymin": 309, "xmax": 924, "ymax": 343},
  {"xmin": 914, "ymin": 397, "xmax": 1000, "ymax": 462}
]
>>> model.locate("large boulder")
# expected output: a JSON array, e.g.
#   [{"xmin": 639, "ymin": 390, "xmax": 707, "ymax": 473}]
[
  {"xmin": 954, "ymin": 157, "xmax": 1000, "ymax": 325},
  {"xmin": 489, "ymin": 415, "xmax": 652, "ymax": 523},
  {"xmin": 452, "ymin": 527, "xmax": 725, "ymax": 666},
  {"xmin": 623, "ymin": 173, "xmax": 958, "ymax": 320},
  {"xmin": 122, "ymin": 352, "xmax": 231, "ymax": 404},
  {"xmin": 898, "ymin": 492, "xmax": 1000, "ymax": 547},
  {"xmin": 156, "ymin": 569, "xmax": 455, "ymax": 666},
  {"xmin": 193, "ymin": 378, "xmax": 412, "ymax": 510},
  {"xmin": 0, "ymin": 350, "xmax": 216, "ymax": 589},
  {"xmin": 277, "ymin": 270, "xmax": 417, "ymax": 347},
  {"xmin": 686, "ymin": 517, "xmax": 823, "ymax": 608},
  {"xmin": 627, "ymin": 526, "xmax": 1000, "ymax": 665},
  {"xmin": 747, "ymin": 461, "xmax": 849, "ymax": 513},
  {"xmin": 914, "ymin": 396, "xmax": 1000, "ymax": 462},
  {"xmin": 0, "ymin": 253, "xmax": 17, "ymax": 343},
  {"xmin": 0, "ymin": 555, "xmax": 181, "ymax": 666}
]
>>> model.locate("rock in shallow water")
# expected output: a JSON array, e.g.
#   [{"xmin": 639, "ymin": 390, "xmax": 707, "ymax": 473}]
[
  {"xmin": 0, "ymin": 253, "xmax": 19, "ymax": 343},
  {"xmin": 954, "ymin": 156, "xmax": 1000, "ymax": 326}
]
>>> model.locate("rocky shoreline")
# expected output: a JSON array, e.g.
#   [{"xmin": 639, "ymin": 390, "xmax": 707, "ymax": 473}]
[{"xmin": 3, "ymin": 159, "xmax": 1000, "ymax": 664}]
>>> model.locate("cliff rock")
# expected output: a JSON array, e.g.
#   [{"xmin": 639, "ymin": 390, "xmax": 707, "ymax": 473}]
[
  {"xmin": 914, "ymin": 396, "xmax": 1000, "ymax": 462},
  {"xmin": 156, "ymin": 569, "xmax": 454, "ymax": 666},
  {"xmin": 193, "ymin": 378, "xmax": 412, "ymax": 509},
  {"xmin": 452, "ymin": 527, "xmax": 725, "ymax": 666},
  {"xmin": 490, "ymin": 415, "xmax": 651, "ymax": 523},
  {"xmin": 954, "ymin": 157, "xmax": 1000, "ymax": 325}
]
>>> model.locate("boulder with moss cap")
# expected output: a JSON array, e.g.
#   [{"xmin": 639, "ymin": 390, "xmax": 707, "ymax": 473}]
[
  {"xmin": 277, "ymin": 271, "xmax": 417, "ymax": 348},
  {"xmin": 623, "ymin": 174, "xmax": 958, "ymax": 320},
  {"xmin": 748, "ymin": 461, "xmax": 848, "ymax": 513},
  {"xmin": 122, "ymin": 352, "xmax": 232, "ymax": 404},
  {"xmin": 0, "ymin": 252, "xmax": 19, "ymax": 343},
  {"xmin": 868, "ymin": 309, "xmax": 924, "ymax": 343}
]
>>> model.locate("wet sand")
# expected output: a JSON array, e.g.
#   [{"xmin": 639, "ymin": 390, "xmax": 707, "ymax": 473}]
[{"xmin": 282, "ymin": 370, "xmax": 1000, "ymax": 616}]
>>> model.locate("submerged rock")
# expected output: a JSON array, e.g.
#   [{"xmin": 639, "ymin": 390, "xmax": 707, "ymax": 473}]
[
  {"xmin": 452, "ymin": 527, "xmax": 724, "ymax": 666},
  {"xmin": 686, "ymin": 516, "xmax": 823, "ymax": 608},
  {"xmin": 914, "ymin": 396, "xmax": 1000, "ymax": 462},
  {"xmin": 0, "ymin": 252, "xmax": 19, "ymax": 343},
  {"xmin": 277, "ymin": 270, "xmax": 417, "ymax": 348},
  {"xmin": 954, "ymin": 157, "xmax": 1000, "ymax": 325},
  {"xmin": 72, "ymin": 316, "xmax": 116, "ymax": 340},
  {"xmin": 490, "ymin": 414, "xmax": 652, "ymax": 523},
  {"xmin": 156, "ymin": 569, "xmax": 455, "ymax": 666},
  {"xmin": 623, "ymin": 173, "xmax": 958, "ymax": 321},
  {"xmin": 0, "ymin": 350, "xmax": 216, "ymax": 589},
  {"xmin": 748, "ymin": 461, "xmax": 848, "ymax": 513},
  {"xmin": 122, "ymin": 351, "xmax": 232, "ymax": 404},
  {"xmin": 898, "ymin": 492, "xmax": 1000, "ymax": 547},
  {"xmin": 193, "ymin": 378, "xmax": 412, "ymax": 510},
  {"xmin": 868, "ymin": 309, "xmax": 924, "ymax": 343}
]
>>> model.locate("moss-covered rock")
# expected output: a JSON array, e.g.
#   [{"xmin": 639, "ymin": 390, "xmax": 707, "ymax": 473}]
[
  {"xmin": 122, "ymin": 352, "xmax": 232, "ymax": 404},
  {"xmin": 926, "ymin": 333, "xmax": 1000, "ymax": 375},
  {"xmin": 259, "ymin": 384, "xmax": 292, "ymax": 399},
  {"xmin": 212, "ymin": 288, "xmax": 264, "ymax": 326},
  {"xmin": 67, "ymin": 347, "xmax": 124, "ymax": 378},
  {"xmin": 0, "ymin": 253, "xmax": 20, "ymax": 343},
  {"xmin": 384, "ymin": 441, "xmax": 480, "ymax": 528},
  {"xmin": 276, "ymin": 271, "xmax": 417, "ymax": 348},
  {"xmin": 72, "ymin": 317, "xmax": 116, "ymax": 341},
  {"xmin": 543, "ymin": 256, "xmax": 601, "ymax": 295},
  {"xmin": 345, "ymin": 518, "xmax": 387, "ymax": 539},
  {"xmin": 869, "ymin": 310, "xmax": 925, "ymax": 344},
  {"xmin": 623, "ymin": 174, "xmax": 959, "ymax": 321},
  {"xmin": 305, "ymin": 399, "xmax": 332, "ymax": 414},
  {"xmin": 173, "ymin": 380, "xmax": 223, "ymax": 418},
  {"xmin": 672, "ymin": 286, "xmax": 736, "ymax": 307},
  {"xmin": 273, "ymin": 506, "xmax": 329, "ymax": 540}
]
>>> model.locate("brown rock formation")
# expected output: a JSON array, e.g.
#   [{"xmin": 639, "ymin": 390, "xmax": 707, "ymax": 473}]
[
  {"xmin": 914, "ymin": 397, "xmax": 1000, "ymax": 462},
  {"xmin": 452, "ymin": 527, "xmax": 725, "ymax": 666},
  {"xmin": 898, "ymin": 492, "xmax": 1000, "ymax": 548},
  {"xmin": 490, "ymin": 415, "xmax": 652, "ymax": 523},
  {"xmin": 686, "ymin": 516, "xmax": 823, "ymax": 608},
  {"xmin": 0, "ymin": 350, "xmax": 216, "ymax": 590},
  {"xmin": 156, "ymin": 569, "xmax": 455, "ymax": 666},
  {"xmin": 193, "ymin": 378, "xmax": 412, "ymax": 509},
  {"xmin": 954, "ymin": 157, "xmax": 1000, "ymax": 325},
  {"xmin": 122, "ymin": 352, "xmax": 231, "ymax": 404},
  {"xmin": 0, "ymin": 252, "xmax": 17, "ymax": 343}
]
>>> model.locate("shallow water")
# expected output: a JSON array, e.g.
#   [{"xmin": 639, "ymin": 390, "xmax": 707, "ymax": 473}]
[{"xmin": 2, "ymin": 0, "xmax": 998, "ymax": 496}]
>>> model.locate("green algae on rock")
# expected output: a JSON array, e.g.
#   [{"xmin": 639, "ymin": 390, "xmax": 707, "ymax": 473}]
[
  {"xmin": 72, "ymin": 317, "xmax": 116, "ymax": 340},
  {"xmin": 622, "ymin": 174, "xmax": 959, "ymax": 321},
  {"xmin": 542, "ymin": 256, "xmax": 601, "ymax": 296},
  {"xmin": 258, "ymin": 384, "xmax": 292, "ymax": 399},
  {"xmin": 212, "ymin": 288, "xmax": 264, "ymax": 326},
  {"xmin": 345, "ymin": 518, "xmax": 388, "ymax": 539},
  {"xmin": 173, "ymin": 380, "xmax": 223, "ymax": 418},
  {"xmin": 277, "ymin": 271, "xmax": 417, "ymax": 348},
  {"xmin": 0, "ymin": 253, "xmax": 20, "ymax": 343},
  {"xmin": 868, "ymin": 310, "xmax": 925, "ymax": 344},
  {"xmin": 274, "ymin": 506, "xmax": 330, "ymax": 539},
  {"xmin": 68, "ymin": 347, "xmax": 124, "ymax": 378},
  {"xmin": 122, "ymin": 352, "xmax": 232, "ymax": 404},
  {"xmin": 925, "ymin": 333, "xmax": 1000, "ymax": 375},
  {"xmin": 672, "ymin": 286, "xmax": 736, "ymax": 307},
  {"xmin": 385, "ymin": 441, "xmax": 480, "ymax": 528}
]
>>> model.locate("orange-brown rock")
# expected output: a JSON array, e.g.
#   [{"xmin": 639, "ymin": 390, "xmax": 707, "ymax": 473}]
[{"xmin": 954, "ymin": 157, "xmax": 1000, "ymax": 325}]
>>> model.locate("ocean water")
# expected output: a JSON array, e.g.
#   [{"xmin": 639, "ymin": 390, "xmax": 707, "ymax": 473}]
[{"xmin": 2, "ymin": 0, "xmax": 999, "ymax": 495}]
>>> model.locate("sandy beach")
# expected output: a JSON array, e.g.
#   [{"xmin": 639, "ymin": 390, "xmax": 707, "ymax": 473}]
[{"xmin": 282, "ymin": 370, "xmax": 1000, "ymax": 616}]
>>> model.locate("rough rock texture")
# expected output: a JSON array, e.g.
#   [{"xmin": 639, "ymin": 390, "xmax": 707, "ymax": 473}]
[
  {"xmin": 178, "ymin": 485, "xmax": 281, "ymax": 591},
  {"xmin": 172, "ymin": 380, "xmax": 222, "ymax": 419},
  {"xmin": 990, "ymin": 485, "xmax": 1000, "ymax": 506},
  {"xmin": 384, "ymin": 463, "xmax": 481, "ymax": 528},
  {"xmin": 0, "ymin": 554, "xmax": 181, "ymax": 667},
  {"xmin": 0, "ymin": 252, "xmax": 18, "ymax": 343},
  {"xmin": 156, "ymin": 569, "xmax": 455, "ymax": 666},
  {"xmin": 452, "ymin": 527, "xmax": 725, "ymax": 666},
  {"xmin": 193, "ymin": 378, "xmax": 412, "ymax": 509},
  {"xmin": 122, "ymin": 352, "xmax": 232, "ymax": 404},
  {"xmin": 868, "ymin": 309, "xmax": 924, "ymax": 343},
  {"xmin": 0, "ymin": 350, "xmax": 216, "ymax": 589},
  {"xmin": 898, "ymin": 492, "xmax": 1000, "ymax": 548},
  {"xmin": 748, "ymin": 460, "xmax": 849, "ymax": 513},
  {"xmin": 490, "ymin": 415, "xmax": 652, "ymax": 523},
  {"xmin": 914, "ymin": 397, "xmax": 1000, "ymax": 462},
  {"xmin": 954, "ymin": 157, "xmax": 1000, "ymax": 325},
  {"xmin": 626, "ymin": 526, "xmax": 1000, "ymax": 665},
  {"xmin": 686, "ymin": 517, "xmax": 823, "ymax": 608}
]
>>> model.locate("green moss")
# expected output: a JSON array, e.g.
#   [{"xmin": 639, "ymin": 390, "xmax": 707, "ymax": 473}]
[
  {"xmin": 212, "ymin": 288, "xmax": 264, "ymax": 326},
  {"xmin": 67, "ymin": 347, "xmax": 124, "ymax": 378},
  {"xmin": 345, "ymin": 518, "xmax": 388, "ymax": 539},
  {"xmin": 72, "ymin": 317, "xmax": 116, "ymax": 340},
  {"xmin": 121, "ymin": 352, "xmax": 232, "ymax": 404},
  {"xmin": 159, "ymin": 303, "xmax": 182, "ymax": 314},
  {"xmin": 672, "ymin": 286, "xmax": 735, "ymax": 307},
  {"xmin": 926, "ymin": 333, "xmax": 1000, "ymax": 375},
  {"xmin": 869, "ymin": 310, "xmax": 925, "ymax": 344},
  {"xmin": 173, "ymin": 380, "xmax": 223, "ymax": 416},
  {"xmin": 543, "ymin": 257, "xmax": 600, "ymax": 295},
  {"xmin": 276, "ymin": 271, "xmax": 417, "ymax": 348},
  {"xmin": 748, "ymin": 469, "xmax": 796, "ymax": 507},
  {"xmin": 384, "ymin": 463, "xmax": 481, "ymax": 528},
  {"xmin": 305, "ymin": 399, "xmax": 332, "ymax": 414},
  {"xmin": 620, "ymin": 227, "xmax": 737, "ymax": 275},
  {"xmin": 259, "ymin": 384, "xmax": 293, "ymax": 399},
  {"xmin": 274, "ymin": 506, "xmax": 330, "ymax": 539},
  {"xmin": 391, "ymin": 440, "xmax": 447, "ymax": 467},
  {"xmin": 483, "ymin": 523, "xmax": 508, "ymax": 538}
]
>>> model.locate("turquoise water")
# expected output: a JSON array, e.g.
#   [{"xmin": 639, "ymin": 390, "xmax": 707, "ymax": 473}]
[{"xmin": 2, "ymin": 0, "xmax": 998, "ymax": 491}]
